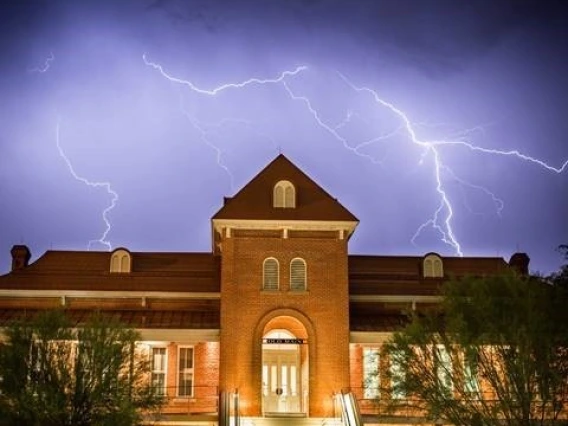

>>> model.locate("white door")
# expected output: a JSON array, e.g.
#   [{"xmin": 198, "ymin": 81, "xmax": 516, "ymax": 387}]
[{"xmin": 262, "ymin": 349, "xmax": 301, "ymax": 414}]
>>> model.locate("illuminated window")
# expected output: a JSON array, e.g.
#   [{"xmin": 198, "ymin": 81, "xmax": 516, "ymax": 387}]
[
  {"xmin": 390, "ymin": 350, "xmax": 405, "ymax": 399},
  {"xmin": 151, "ymin": 347, "xmax": 167, "ymax": 396},
  {"xmin": 178, "ymin": 346, "xmax": 194, "ymax": 397},
  {"xmin": 290, "ymin": 258, "xmax": 306, "ymax": 291},
  {"xmin": 435, "ymin": 345, "xmax": 453, "ymax": 396},
  {"xmin": 363, "ymin": 347, "xmax": 380, "ymax": 399},
  {"xmin": 110, "ymin": 249, "xmax": 131, "ymax": 273},
  {"xmin": 423, "ymin": 253, "xmax": 443, "ymax": 278},
  {"xmin": 263, "ymin": 258, "xmax": 279, "ymax": 290},
  {"xmin": 273, "ymin": 180, "xmax": 296, "ymax": 208},
  {"xmin": 463, "ymin": 349, "xmax": 480, "ymax": 394}
]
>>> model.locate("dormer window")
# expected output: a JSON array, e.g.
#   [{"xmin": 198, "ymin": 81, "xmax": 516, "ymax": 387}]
[
  {"xmin": 273, "ymin": 180, "xmax": 296, "ymax": 208},
  {"xmin": 423, "ymin": 253, "xmax": 443, "ymax": 278},
  {"xmin": 110, "ymin": 249, "xmax": 131, "ymax": 273}
]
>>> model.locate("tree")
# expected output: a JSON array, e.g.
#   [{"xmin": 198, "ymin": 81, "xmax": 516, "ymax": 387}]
[
  {"xmin": 0, "ymin": 310, "xmax": 163, "ymax": 426},
  {"xmin": 549, "ymin": 245, "xmax": 568, "ymax": 289},
  {"xmin": 384, "ymin": 270, "xmax": 568, "ymax": 426}
]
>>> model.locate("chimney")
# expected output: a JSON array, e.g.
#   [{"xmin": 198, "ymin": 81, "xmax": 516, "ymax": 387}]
[
  {"xmin": 509, "ymin": 252, "xmax": 530, "ymax": 275},
  {"xmin": 11, "ymin": 245, "xmax": 31, "ymax": 271}
]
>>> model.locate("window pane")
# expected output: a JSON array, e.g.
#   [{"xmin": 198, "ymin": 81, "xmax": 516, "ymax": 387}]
[
  {"xmin": 151, "ymin": 348, "xmax": 166, "ymax": 395},
  {"xmin": 262, "ymin": 365, "xmax": 269, "ymax": 396},
  {"xmin": 436, "ymin": 346, "xmax": 453, "ymax": 395},
  {"xmin": 390, "ymin": 351, "xmax": 405, "ymax": 399},
  {"xmin": 290, "ymin": 365, "xmax": 297, "ymax": 396},
  {"xmin": 464, "ymin": 350, "xmax": 479, "ymax": 394},
  {"xmin": 178, "ymin": 347, "xmax": 194, "ymax": 397},
  {"xmin": 284, "ymin": 185, "xmax": 295, "ymax": 208},
  {"xmin": 363, "ymin": 348, "xmax": 380, "ymax": 399},
  {"xmin": 424, "ymin": 259, "xmax": 433, "ymax": 277},
  {"xmin": 263, "ymin": 258, "xmax": 279, "ymax": 290},
  {"xmin": 271, "ymin": 365, "xmax": 277, "ymax": 393},
  {"xmin": 282, "ymin": 365, "xmax": 288, "ymax": 395},
  {"xmin": 290, "ymin": 259, "xmax": 306, "ymax": 291},
  {"xmin": 433, "ymin": 259, "xmax": 443, "ymax": 277},
  {"xmin": 274, "ymin": 185, "xmax": 284, "ymax": 207}
]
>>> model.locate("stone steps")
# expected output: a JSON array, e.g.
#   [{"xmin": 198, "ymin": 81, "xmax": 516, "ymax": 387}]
[{"xmin": 240, "ymin": 416, "xmax": 343, "ymax": 426}]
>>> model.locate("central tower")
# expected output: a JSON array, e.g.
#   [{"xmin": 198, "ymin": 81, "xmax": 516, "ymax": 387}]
[{"xmin": 212, "ymin": 155, "xmax": 358, "ymax": 417}]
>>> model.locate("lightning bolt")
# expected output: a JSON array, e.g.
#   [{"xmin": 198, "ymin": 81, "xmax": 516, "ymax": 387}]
[
  {"xmin": 281, "ymin": 81, "xmax": 388, "ymax": 165},
  {"xmin": 142, "ymin": 54, "xmax": 307, "ymax": 95},
  {"xmin": 441, "ymin": 165, "xmax": 504, "ymax": 217},
  {"xmin": 335, "ymin": 72, "xmax": 567, "ymax": 255},
  {"xmin": 143, "ymin": 54, "xmax": 306, "ymax": 188},
  {"xmin": 177, "ymin": 93, "xmax": 236, "ymax": 189},
  {"xmin": 142, "ymin": 56, "xmax": 566, "ymax": 256},
  {"xmin": 56, "ymin": 120, "xmax": 118, "ymax": 251},
  {"xmin": 28, "ymin": 52, "xmax": 55, "ymax": 73}
]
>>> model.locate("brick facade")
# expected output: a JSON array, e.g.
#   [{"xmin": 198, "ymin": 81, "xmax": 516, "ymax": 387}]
[
  {"xmin": 219, "ymin": 233, "xmax": 351, "ymax": 416},
  {"xmin": 0, "ymin": 154, "xmax": 530, "ymax": 423}
]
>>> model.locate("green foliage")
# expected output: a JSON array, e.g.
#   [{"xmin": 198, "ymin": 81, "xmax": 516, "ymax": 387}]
[
  {"xmin": 0, "ymin": 311, "xmax": 163, "ymax": 426},
  {"xmin": 385, "ymin": 270, "xmax": 568, "ymax": 426}
]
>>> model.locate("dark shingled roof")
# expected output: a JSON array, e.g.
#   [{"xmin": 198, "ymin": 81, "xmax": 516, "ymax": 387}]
[
  {"xmin": 348, "ymin": 254, "xmax": 512, "ymax": 331},
  {"xmin": 0, "ymin": 251, "xmax": 219, "ymax": 292},
  {"xmin": 212, "ymin": 154, "xmax": 358, "ymax": 222},
  {"xmin": 0, "ymin": 309, "xmax": 220, "ymax": 329},
  {"xmin": 348, "ymin": 254, "xmax": 509, "ymax": 296}
]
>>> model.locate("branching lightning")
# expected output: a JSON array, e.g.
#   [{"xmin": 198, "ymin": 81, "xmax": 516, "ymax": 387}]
[
  {"xmin": 142, "ymin": 54, "xmax": 307, "ymax": 95},
  {"xmin": 335, "ymin": 72, "xmax": 567, "ymax": 254},
  {"xmin": 56, "ymin": 120, "xmax": 118, "ymax": 251},
  {"xmin": 143, "ymin": 54, "xmax": 306, "ymax": 188},
  {"xmin": 28, "ymin": 52, "xmax": 55, "ymax": 73},
  {"xmin": 143, "ymin": 55, "xmax": 567, "ymax": 257}
]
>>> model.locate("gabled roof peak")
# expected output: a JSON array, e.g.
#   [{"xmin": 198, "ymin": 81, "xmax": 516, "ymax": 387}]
[{"xmin": 212, "ymin": 155, "xmax": 358, "ymax": 222}]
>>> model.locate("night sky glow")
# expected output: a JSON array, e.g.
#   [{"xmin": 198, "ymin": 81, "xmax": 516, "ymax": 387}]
[{"xmin": 1, "ymin": 0, "xmax": 567, "ymax": 275}]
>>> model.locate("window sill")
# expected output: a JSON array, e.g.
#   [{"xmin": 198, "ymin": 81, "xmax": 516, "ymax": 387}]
[{"xmin": 173, "ymin": 396, "xmax": 195, "ymax": 402}]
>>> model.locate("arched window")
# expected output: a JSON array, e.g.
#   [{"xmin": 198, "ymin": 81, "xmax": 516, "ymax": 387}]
[
  {"xmin": 110, "ymin": 249, "xmax": 131, "ymax": 273},
  {"xmin": 263, "ymin": 258, "xmax": 279, "ymax": 290},
  {"xmin": 273, "ymin": 180, "xmax": 296, "ymax": 208},
  {"xmin": 290, "ymin": 258, "xmax": 306, "ymax": 291},
  {"xmin": 423, "ymin": 253, "xmax": 443, "ymax": 278}
]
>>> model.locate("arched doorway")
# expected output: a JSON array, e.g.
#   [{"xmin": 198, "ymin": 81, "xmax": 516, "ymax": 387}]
[{"xmin": 261, "ymin": 317, "xmax": 308, "ymax": 416}]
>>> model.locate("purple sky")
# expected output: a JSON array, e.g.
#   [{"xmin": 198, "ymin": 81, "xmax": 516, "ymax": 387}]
[{"xmin": 0, "ymin": 0, "xmax": 567, "ymax": 275}]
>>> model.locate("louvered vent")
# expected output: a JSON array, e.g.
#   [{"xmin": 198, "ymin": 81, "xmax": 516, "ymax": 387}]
[
  {"xmin": 263, "ymin": 258, "xmax": 279, "ymax": 290},
  {"xmin": 290, "ymin": 258, "xmax": 306, "ymax": 291}
]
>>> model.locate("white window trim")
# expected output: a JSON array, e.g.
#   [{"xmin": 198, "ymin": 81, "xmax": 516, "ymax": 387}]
[
  {"xmin": 177, "ymin": 345, "xmax": 195, "ymax": 398},
  {"xmin": 150, "ymin": 346, "xmax": 168, "ymax": 396},
  {"xmin": 290, "ymin": 258, "xmax": 307, "ymax": 291}
]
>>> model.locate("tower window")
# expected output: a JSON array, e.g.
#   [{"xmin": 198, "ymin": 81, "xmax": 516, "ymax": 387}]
[
  {"xmin": 110, "ymin": 249, "xmax": 131, "ymax": 273},
  {"xmin": 273, "ymin": 180, "xmax": 296, "ymax": 208},
  {"xmin": 290, "ymin": 258, "xmax": 307, "ymax": 291},
  {"xmin": 263, "ymin": 257, "xmax": 279, "ymax": 290},
  {"xmin": 423, "ymin": 253, "xmax": 443, "ymax": 278}
]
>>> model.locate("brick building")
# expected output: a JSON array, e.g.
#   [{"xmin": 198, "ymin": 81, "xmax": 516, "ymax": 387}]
[{"xmin": 0, "ymin": 155, "xmax": 527, "ymax": 425}]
